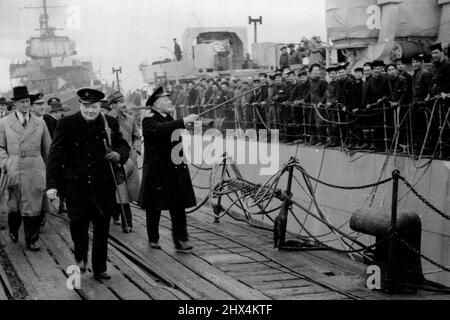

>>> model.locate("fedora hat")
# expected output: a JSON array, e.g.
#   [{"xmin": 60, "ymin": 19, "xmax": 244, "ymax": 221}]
[
  {"xmin": 11, "ymin": 86, "xmax": 31, "ymax": 101},
  {"xmin": 107, "ymin": 91, "xmax": 124, "ymax": 106}
]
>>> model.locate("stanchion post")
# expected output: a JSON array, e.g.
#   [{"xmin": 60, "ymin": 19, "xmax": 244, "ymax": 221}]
[
  {"xmin": 252, "ymin": 104, "xmax": 257, "ymax": 131},
  {"xmin": 438, "ymin": 100, "xmax": 444, "ymax": 159},
  {"xmin": 302, "ymin": 103, "xmax": 307, "ymax": 142},
  {"xmin": 386, "ymin": 169, "xmax": 400, "ymax": 291},
  {"xmin": 383, "ymin": 101, "xmax": 389, "ymax": 152},
  {"xmin": 214, "ymin": 155, "xmax": 228, "ymax": 224}
]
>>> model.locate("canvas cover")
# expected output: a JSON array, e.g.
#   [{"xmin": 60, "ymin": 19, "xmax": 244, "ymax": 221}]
[{"xmin": 326, "ymin": 0, "xmax": 440, "ymax": 43}]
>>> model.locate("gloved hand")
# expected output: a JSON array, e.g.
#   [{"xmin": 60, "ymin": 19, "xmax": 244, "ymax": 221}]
[
  {"xmin": 47, "ymin": 189, "xmax": 58, "ymax": 201},
  {"xmin": 105, "ymin": 151, "xmax": 121, "ymax": 163}
]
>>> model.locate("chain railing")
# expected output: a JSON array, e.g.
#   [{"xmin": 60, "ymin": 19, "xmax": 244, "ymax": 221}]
[{"xmin": 399, "ymin": 175, "xmax": 450, "ymax": 221}]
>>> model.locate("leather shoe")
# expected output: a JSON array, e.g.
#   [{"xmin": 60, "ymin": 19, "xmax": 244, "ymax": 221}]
[
  {"xmin": 175, "ymin": 241, "xmax": 193, "ymax": 252},
  {"xmin": 94, "ymin": 272, "xmax": 111, "ymax": 281},
  {"xmin": 77, "ymin": 260, "xmax": 87, "ymax": 273},
  {"xmin": 9, "ymin": 230, "xmax": 18, "ymax": 243},
  {"xmin": 149, "ymin": 241, "xmax": 161, "ymax": 249},
  {"xmin": 26, "ymin": 242, "xmax": 40, "ymax": 251},
  {"xmin": 113, "ymin": 218, "xmax": 121, "ymax": 226},
  {"xmin": 122, "ymin": 227, "xmax": 132, "ymax": 233}
]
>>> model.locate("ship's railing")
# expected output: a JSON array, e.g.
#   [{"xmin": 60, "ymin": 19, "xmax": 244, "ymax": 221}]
[{"xmin": 175, "ymin": 96, "xmax": 450, "ymax": 160}]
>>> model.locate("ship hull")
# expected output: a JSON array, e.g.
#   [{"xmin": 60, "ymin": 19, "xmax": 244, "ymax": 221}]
[{"xmin": 187, "ymin": 137, "xmax": 450, "ymax": 286}]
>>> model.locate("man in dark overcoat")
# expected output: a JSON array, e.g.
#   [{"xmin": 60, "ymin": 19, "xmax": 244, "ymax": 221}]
[
  {"xmin": 46, "ymin": 88, "xmax": 130, "ymax": 280},
  {"xmin": 138, "ymin": 87, "xmax": 198, "ymax": 251}
]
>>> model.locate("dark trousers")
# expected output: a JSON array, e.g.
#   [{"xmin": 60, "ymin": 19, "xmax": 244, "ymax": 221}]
[
  {"xmin": 310, "ymin": 106, "xmax": 327, "ymax": 143},
  {"xmin": 265, "ymin": 103, "xmax": 278, "ymax": 130},
  {"xmin": 112, "ymin": 204, "xmax": 133, "ymax": 229},
  {"xmin": 8, "ymin": 213, "xmax": 40, "ymax": 244},
  {"xmin": 145, "ymin": 202, "xmax": 188, "ymax": 244},
  {"xmin": 288, "ymin": 104, "xmax": 304, "ymax": 141},
  {"xmin": 327, "ymin": 105, "xmax": 339, "ymax": 143},
  {"xmin": 66, "ymin": 200, "xmax": 112, "ymax": 274}
]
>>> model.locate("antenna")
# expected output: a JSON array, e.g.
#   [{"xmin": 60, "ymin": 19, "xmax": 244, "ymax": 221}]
[
  {"xmin": 248, "ymin": 16, "xmax": 263, "ymax": 43},
  {"xmin": 21, "ymin": 0, "xmax": 67, "ymax": 35},
  {"xmin": 112, "ymin": 67, "xmax": 122, "ymax": 91}
]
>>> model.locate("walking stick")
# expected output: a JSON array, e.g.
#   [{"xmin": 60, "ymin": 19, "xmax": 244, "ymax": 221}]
[{"xmin": 103, "ymin": 139, "xmax": 130, "ymax": 231}]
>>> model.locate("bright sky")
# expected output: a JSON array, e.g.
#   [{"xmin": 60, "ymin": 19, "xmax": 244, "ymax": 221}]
[{"xmin": 0, "ymin": 0, "xmax": 326, "ymax": 93}]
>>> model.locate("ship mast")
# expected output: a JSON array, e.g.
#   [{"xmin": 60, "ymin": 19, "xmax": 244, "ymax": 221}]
[{"xmin": 22, "ymin": 0, "xmax": 66, "ymax": 36}]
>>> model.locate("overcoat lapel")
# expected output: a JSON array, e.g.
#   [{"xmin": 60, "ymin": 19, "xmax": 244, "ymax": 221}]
[
  {"xmin": 9, "ymin": 114, "xmax": 25, "ymax": 138},
  {"xmin": 20, "ymin": 116, "xmax": 39, "ymax": 143}
]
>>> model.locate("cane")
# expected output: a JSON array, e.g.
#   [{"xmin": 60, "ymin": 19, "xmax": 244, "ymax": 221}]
[{"xmin": 103, "ymin": 139, "xmax": 129, "ymax": 231}]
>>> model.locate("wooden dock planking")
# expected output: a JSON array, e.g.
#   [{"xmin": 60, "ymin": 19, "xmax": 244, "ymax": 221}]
[
  {"xmin": 18, "ymin": 234, "xmax": 81, "ymax": 300},
  {"xmin": 0, "ymin": 230, "xmax": 51, "ymax": 299},
  {"xmin": 185, "ymin": 212, "xmax": 432, "ymax": 300},
  {"xmin": 0, "ymin": 259, "xmax": 13, "ymax": 300},
  {"xmin": 41, "ymin": 219, "xmax": 118, "ymax": 300},
  {"xmin": 106, "ymin": 244, "xmax": 185, "ymax": 300},
  {"xmin": 155, "ymin": 235, "xmax": 271, "ymax": 300},
  {"xmin": 263, "ymin": 285, "xmax": 330, "ymax": 298},
  {"xmin": 250, "ymin": 279, "xmax": 315, "ymax": 290},
  {"xmin": 196, "ymin": 249, "xmax": 233, "ymax": 257},
  {"xmin": 235, "ymin": 273, "xmax": 300, "ymax": 284},
  {"xmin": 1, "ymin": 203, "xmax": 443, "ymax": 300},
  {"xmin": 215, "ymin": 261, "xmax": 277, "ymax": 273},
  {"xmin": 172, "ymin": 213, "xmax": 373, "ymax": 299},
  {"xmin": 295, "ymin": 291, "xmax": 352, "ymax": 300},
  {"xmin": 215, "ymin": 213, "xmax": 368, "ymax": 275},
  {"xmin": 0, "ymin": 277, "xmax": 7, "ymax": 300},
  {"xmin": 109, "ymin": 223, "xmax": 235, "ymax": 300},
  {"xmin": 227, "ymin": 269, "xmax": 288, "ymax": 277},
  {"xmin": 47, "ymin": 215, "xmax": 189, "ymax": 300}
]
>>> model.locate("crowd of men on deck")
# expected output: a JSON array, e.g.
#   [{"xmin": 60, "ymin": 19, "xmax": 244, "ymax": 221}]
[{"xmin": 166, "ymin": 42, "xmax": 450, "ymax": 158}]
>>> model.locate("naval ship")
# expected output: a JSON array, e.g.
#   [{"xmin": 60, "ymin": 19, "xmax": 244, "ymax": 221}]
[
  {"xmin": 9, "ymin": 0, "xmax": 96, "ymax": 110},
  {"xmin": 140, "ymin": 0, "xmax": 450, "ymax": 288}
]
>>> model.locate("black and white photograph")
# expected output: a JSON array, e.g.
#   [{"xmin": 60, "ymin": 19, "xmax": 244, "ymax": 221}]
[{"xmin": 0, "ymin": 0, "xmax": 449, "ymax": 309}]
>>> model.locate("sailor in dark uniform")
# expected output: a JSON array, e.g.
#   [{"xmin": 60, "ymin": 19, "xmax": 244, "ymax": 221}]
[
  {"xmin": 46, "ymin": 88, "xmax": 130, "ymax": 280},
  {"xmin": 290, "ymin": 69, "xmax": 311, "ymax": 142},
  {"xmin": 272, "ymin": 72, "xmax": 290, "ymax": 141},
  {"xmin": 395, "ymin": 58, "xmax": 413, "ymax": 104},
  {"xmin": 411, "ymin": 53, "xmax": 432, "ymax": 151},
  {"xmin": 138, "ymin": 87, "xmax": 198, "ymax": 251},
  {"xmin": 307, "ymin": 64, "xmax": 328, "ymax": 145},
  {"xmin": 429, "ymin": 43, "xmax": 450, "ymax": 157},
  {"xmin": 325, "ymin": 65, "xmax": 339, "ymax": 147},
  {"xmin": 429, "ymin": 43, "xmax": 450, "ymax": 98},
  {"xmin": 335, "ymin": 64, "xmax": 353, "ymax": 147},
  {"xmin": 347, "ymin": 67, "xmax": 365, "ymax": 149},
  {"xmin": 364, "ymin": 60, "xmax": 391, "ymax": 151}
]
